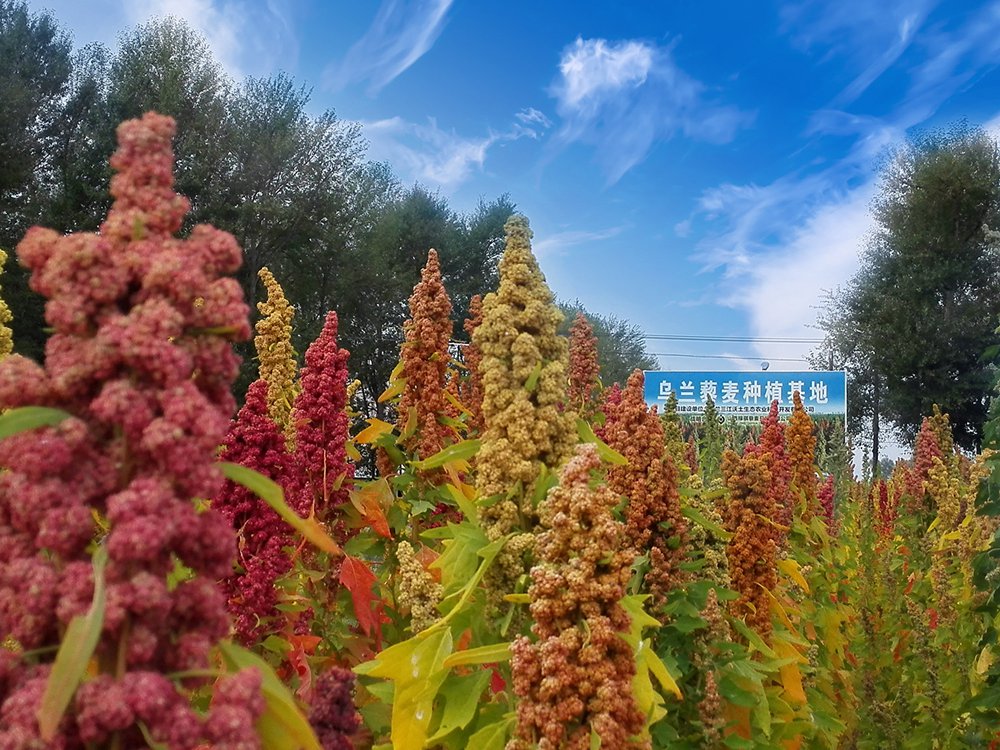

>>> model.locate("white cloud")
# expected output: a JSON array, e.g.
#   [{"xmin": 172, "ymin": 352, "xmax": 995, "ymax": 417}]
[
  {"xmin": 516, "ymin": 108, "xmax": 553, "ymax": 129},
  {"xmin": 362, "ymin": 114, "xmax": 535, "ymax": 189},
  {"xmin": 549, "ymin": 37, "xmax": 753, "ymax": 183},
  {"xmin": 328, "ymin": 0, "xmax": 452, "ymax": 94},
  {"xmin": 509, "ymin": 107, "xmax": 554, "ymax": 140},
  {"xmin": 533, "ymin": 226, "xmax": 626, "ymax": 259},
  {"xmin": 556, "ymin": 39, "xmax": 654, "ymax": 109},
  {"xmin": 729, "ymin": 183, "xmax": 874, "ymax": 363}
]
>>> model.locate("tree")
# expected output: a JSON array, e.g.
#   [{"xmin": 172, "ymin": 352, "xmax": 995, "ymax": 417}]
[
  {"xmin": 0, "ymin": 0, "xmax": 71, "ymax": 244},
  {"xmin": 333, "ymin": 186, "xmax": 461, "ymax": 418},
  {"xmin": 811, "ymin": 286, "xmax": 886, "ymax": 471},
  {"xmin": 816, "ymin": 124, "xmax": 1000, "ymax": 452},
  {"xmin": 104, "ymin": 16, "xmax": 231, "ymax": 225},
  {"xmin": 0, "ymin": 1, "xmax": 73, "ymax": 361},
  {"xmin": 557, "ymin": 301, "xmax": 657, "ymax": 388},
  {"xmin": 442, "ymin": 194, "xmax": 515, "ymax": 330}
]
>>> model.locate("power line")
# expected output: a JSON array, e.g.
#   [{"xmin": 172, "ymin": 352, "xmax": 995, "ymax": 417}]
[
  {"xmin": 649, "ymin": 352, "xmax": 809, "ymax": 363},
  {"xmin": 644, "ymin": 334, "xmax": 823, "ymax": 344}
]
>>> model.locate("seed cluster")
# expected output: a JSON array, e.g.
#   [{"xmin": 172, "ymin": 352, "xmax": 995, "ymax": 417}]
[
  {"xmin": 602, "ymin": 370, "xmax": 685, "ymax": 606},
  {"xmin": 786, "ymin": 392, "xmax": 818, "ymax": 519},
  {"xmin": 722, "ymin": 449, "xmax": 778, "ymax": 639},
  {"xmin": 255, "ymin": 266, "xmax": 299, "ymax": 447},
  {"xmin": 567, "ymin": 312, "xmax": 600, "ymax": 415},
  {"xmin": 473, "ymin": 216, "xmax": 576, "ymax": 602},
  {"xmin": 460, "ymin": 294, "xmax": 485, "ymax": 434},
  {"xmin": 509, "ymin": 445, "xmax": 646, "ymax": 750},
  {"xmin": 0, "ymin": 112, "xmax": 260, "ymax": 747},
  {"xmin": 292, "ymin": 311, "xmax": 352, "ymax": 526},
  {"xmin": 397, "ymin": 250, "xmax": 453, "ymax": 462},
  {"xmin": 216, "ymin": 379, "xmax": 308, "ymax": 643}
]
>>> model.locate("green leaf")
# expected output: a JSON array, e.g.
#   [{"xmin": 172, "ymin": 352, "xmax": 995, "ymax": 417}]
[
  {"xmin": 680, "ymin": 505, "xmax": 732, "ymax": 541},
  {"xmin": 438, "ymin": 535, "xmax": 507, "ymax": 624},
  {"xmin": 412, "ymin": 439, "xmax": 482, "ymax": 471},
  {"xmin": 0, "ymin": 406, "xmax": 71, "ymax": 442},
  {"xmin": 524, "ymin": 361, "xmax": 543, "ymax": 392},
  {"xmin": 576, "ymin": 419, "xmax": 627, "ymax": 465},
  {"xmin": 219, "ymin": 462, "xmax": 342, "ymax": 556},
  {"xmin": 441, "ymin": 642, "xmax": 511, "ymax": 668},
  {"xmin": 218, "ymin": 641, "xmax": 322, "ymax": 750},
  {"xmin": 730, "ymin": 618, "xmax": 777, "ymax": 658},
  {"xmin": 37, "ymin": 545, "xmax": 108, "ymax": 741},
  {"xmin": 467, "ymin": 716, "xmax": 515, "ymax": 750},
  {"xmin": 444, "ymin": 483, "xmax": 480, "ymax": 526},
  {"xmin": 426, "ymin": 671, "xmax": 491, "ymax": 742}
]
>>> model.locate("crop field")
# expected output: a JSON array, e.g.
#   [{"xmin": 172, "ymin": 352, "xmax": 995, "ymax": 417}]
[{"xmin": 0, "ymin": 112, "xmax": 999, "ymax": 750}]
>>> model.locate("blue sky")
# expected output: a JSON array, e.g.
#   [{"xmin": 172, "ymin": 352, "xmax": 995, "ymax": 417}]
[{"xmin": 29, "ymin": 0, "xmax": 1000, "ymax": 374}]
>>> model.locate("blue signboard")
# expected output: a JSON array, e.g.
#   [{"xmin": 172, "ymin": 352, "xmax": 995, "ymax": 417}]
[{"xmin": 643, "ymin": 371, "xmax": 847, "ymax": 425}]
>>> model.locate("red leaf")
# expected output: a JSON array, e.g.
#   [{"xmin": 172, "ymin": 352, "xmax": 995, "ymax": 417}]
[
  {"xmin": 289, "ymin": 641, "xmax": 313, "ymax": 703},
  {"xmin": 339, "ymin": 555, "xmax": 381, "ymax": 641},
  {"xmin": 489, "ymin": 666, "xmax": 506, "ymax": 694}
]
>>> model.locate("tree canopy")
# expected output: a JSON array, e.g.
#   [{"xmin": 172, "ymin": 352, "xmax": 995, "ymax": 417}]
[
  {"xmin": 815, "ymin": 124, "xmax": 1000, "ymax": 454},
  {"xmin": 0, "ymin": 5, "xmax": 653, "ymax": 423}
]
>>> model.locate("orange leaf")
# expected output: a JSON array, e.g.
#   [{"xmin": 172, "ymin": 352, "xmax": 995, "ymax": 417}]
[
  {"xmin": 415, "ymin": 545, "xmax": 442, "ymax": 582},
  {"xmin": 339, "ymin": 555, "xmax": 382, "ymax": 642},
  {"xmin": 724, "ymin": 703, "xmax": 752, "ymax": 739},
  {"xmin": 349, "ymin": 481, "xmax": 393, "ymax": 539}
]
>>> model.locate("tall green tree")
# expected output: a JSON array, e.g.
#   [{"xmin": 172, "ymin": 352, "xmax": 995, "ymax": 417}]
[
  {"xmin": 0, "ymin": 1, "xmax": 73, "ymax": 361},
  {"xmin": 558, "ymin": 301, "xmax": 657, "ymax": 387},
  {"xmin": 811, "ymin": 286, "xmax": 885, "ymax": 471},
  {"xmin": 104, "ymin": 16, "xmax": 231, "ymax": 224},
  {"xmin": 818, "ymin": 124, "xmax": 1000, "ymax": 452},
  {"xmin": 334, "ymin": 186, "xmax": 462, "ymax": 417},
  {"xmin": 0, "ymin": 0, "xmax": 71, "ymax": 243}
]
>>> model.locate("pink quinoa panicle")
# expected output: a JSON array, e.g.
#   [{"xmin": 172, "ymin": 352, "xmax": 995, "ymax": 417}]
[
  {"xmin": 293, "ymin": 310, "xmax": 353, "ymax": 526},
  {"xmin": 216, "ymin": 379, "xmax": 309, "ymax": 644},
  {"xmin": 0, "ymin": 112, "xmax": 263, "ymax": 748}
]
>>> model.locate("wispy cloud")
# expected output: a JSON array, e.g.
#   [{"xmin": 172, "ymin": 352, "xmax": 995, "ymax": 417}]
[
  {"xmin": 362, "ymin": 114, "xmax": 536, "ymax": 189},
  {"xmin": 548, "ymin": 37, "xmax": 754, "ymax": 183},
  {"xmin": 729, "ymin": 184, "xmax": 874, "ymax": 356},
  {"xmin": 513, "ymin": 107, "xmax": 554, "ymax": 138},
  {"xmin": 125, "ymin": 0, "xmax": 298, "ymax": 79},
  {"xmin": 328, "ymin": 0, "xmax": 452, "ymax": 94},
  {"xmin": 534, "ymin": 225, "xmax": 626, "ymax": 259}
]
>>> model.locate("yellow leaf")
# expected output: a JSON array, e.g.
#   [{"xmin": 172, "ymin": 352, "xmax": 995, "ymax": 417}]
[
  {"xmin": 378, "ymin": 378, "xmax": 406, "ymax": 403},
  {"xmin": 642, "ymin": 641, "xmax": 682, "ymax": 700},
  {"xmin": 355, "ymin": 419, "xmax": 395, "ymax": 444},
  {"xmin": 345, "ymin": 441, "xmax": 362, "ymax": 462},
  {"xmin": 774, "ymin": 638, "xmax": 807, "ymax": 706},
  {"xmin": 977, "ymin": 645, "xmax": 995, "ymax": 676},
  {"xmin": 441, "ymin": 642, "xmax": 511, "ymax": 668},
  {"xmin": 400, "ymin": 407, "xmax": 418, "ymax": 441},
  {"xmin": 355, "ymin": 628, "xmax": 453, "ymax": 750},
  {"xmin": 762, "ymin": 587, "xmax": 801, "ymax": 639},
  {"xmin": 777, "ymin": 559, "xmax": 810, "ymax": 593},
  {"xmin": 503, "ymin": 593, "xmax": 531, "ymax": 604},
  {"xmin": 443, "ymin": 388, "xmax": 471, "ymax": 417}
]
